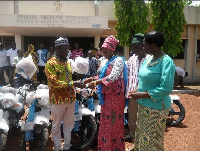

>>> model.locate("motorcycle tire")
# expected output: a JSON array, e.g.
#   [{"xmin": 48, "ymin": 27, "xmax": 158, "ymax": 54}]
[
  {"xmin": 38, "ymin": 127, "xmax": 49, "ymax": 151},
  {"xmin": 167, "ymin": 99, "xmax": 185, "ymax": 126},
  {"xmin": 71, "ymin": 115, "xmax": 97, "ymax": 150},
  {"xmin": 0, "ymin": 130, "xmax": 7, "ymax": 151},
  {"xmin": 19, "ymin": 132, "xmax": 26, "ymax": 151}
]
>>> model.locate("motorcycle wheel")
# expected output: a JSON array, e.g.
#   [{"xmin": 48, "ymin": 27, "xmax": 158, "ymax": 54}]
[
  {"xmin": 71, "ymin": 115, "xmax": 97, "ymax": 150},
  {"xmin": 20, "ymin": 126, "xmax": 49, "ymax": 151},
  {"xmin": 0, "ymin": 130, "xmax": 7, "ymax": 151},
  {"xmin": 167, "ymin": 99, "xmax": 185, "ymax": 126},
  {"xmin": 38, "ymin": 127, "xmax": 49, "ymax": 151}
]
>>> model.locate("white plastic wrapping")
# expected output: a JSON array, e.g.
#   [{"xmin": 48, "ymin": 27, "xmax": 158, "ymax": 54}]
[
  {"xmin": 33, "ymin": 108, "xmax": 50, "ymax": 126},
  {"xmin": 26, "ymin": 91, "xmax": 37, "ymax": 105},
  {"xmin": 15, "ymin": 55, "xmax": 37, "ymax": 79},
  {"xmin": 74, "ymin": 57, "xmax": 89, "ymax": 74},
  {"xmin": 2, "ymin": 93, "xmax": 17, "ymax": 108},
  {"xmin": 68, "ymin": 59, "xmax": 77, "ymax": 74},
  {"xmin": 37, "ymin": 84, "xmax": 48, "ymax": 90},
  {"xmin": 36, "ymin": 89, "xmax": 49, "ymax": 106},
  {"xmin": 0, "ymin": 110, "xmax": 9, "ymax": 133},
  {"xmin": 0, "ymin": 86, "xmax": 18, "ymax": 95}
]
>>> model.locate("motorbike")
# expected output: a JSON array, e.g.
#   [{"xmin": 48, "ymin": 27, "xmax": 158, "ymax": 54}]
[
  {"xmin": 69, "ymin": 88, "xmax": 97, "ymax": 151},
  {"xmin": 0, "ymin": 85, "xmax": 27, "ymax": 151},
  {"xmin": 19, "ymin": 84, "xmax": 50, "ymax": 151}
]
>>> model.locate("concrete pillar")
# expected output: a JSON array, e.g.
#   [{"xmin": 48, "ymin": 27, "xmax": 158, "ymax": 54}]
[
  {"xmin": 15, "ymin": 35, "xmax": 24, "ymax": 50},
  {"xmin": 94, "ymin": 36, "xmax": 100, "ymax": 49},
  {"xmin": 193, "ymin": 26, "xmax": 198, "ymax": 78},
  {"xmin": 185, "ymin": 26, "xmax": 191, "ymax": 78}
]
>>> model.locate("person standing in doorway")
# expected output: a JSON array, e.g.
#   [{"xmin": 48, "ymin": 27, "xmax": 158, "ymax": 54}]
[
  {"xmin": 37, "ymin": 43, "xmax": 48, "ymax": 84},
  {"xmin": 47, "ymin": 46, "xmax": 56, "ymax": 60},
  {"xmin": 24, "ymin": 44, "xmax": 39, "ymax": 84},
  {"xmin": 7, "ymin": 42, "xmax": 18, "ymax": 86},
  {"xmin": 87, "ymin": 50, "xmax": 99, "ymax": 77},
  {"xmin": 70, "ymin": 43, "xmax": 83, "ymax": 60},
  {"xmin": 126, "ymin": 33, "xmax": 150, "ymax": 143},
  {"xmin": 0, "ymin": 43, "xmax": 9, "ymax": 86},
  {"xmin": 45, "ymin": 37, "xmax": 85, "ymax": 151}
]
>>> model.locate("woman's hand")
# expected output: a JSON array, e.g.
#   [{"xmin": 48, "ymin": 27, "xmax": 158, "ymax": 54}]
[
  {"xmin": 84, "ymin": 77, "xmax": 93, "ymax": 84},
  {"xmin": 88, "ymin": 81, "xmax": 96, "ymax": 89},
  {"xmin": 74, "ymin": 80, "xmax": 86, "ymax": 88},
  {"xmin": 128, "ymin": 92, "xmax": 149, "ymax": 100}
]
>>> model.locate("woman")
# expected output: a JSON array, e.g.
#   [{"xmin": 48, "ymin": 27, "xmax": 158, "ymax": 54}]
[
  {"xmin": 129, "ymin": 31, "xmax": 175, "ymax": 151},
  {"xmin": 24, "ymin": 44, "xmax": 39, "ymax": 83},
  {"xmin": 84, "ymin": 35, "xmax": 128, "ymax": 151}
]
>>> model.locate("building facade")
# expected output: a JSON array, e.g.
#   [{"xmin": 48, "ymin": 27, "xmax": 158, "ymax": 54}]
[{"xmin": 0, "ymin": 1, "xmax": 200, "ymax": 82}]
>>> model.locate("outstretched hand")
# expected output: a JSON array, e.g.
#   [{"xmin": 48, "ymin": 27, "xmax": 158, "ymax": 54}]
[{"xmin": 84, "ymin": 77, "xmax": 93, "ymax": 84}]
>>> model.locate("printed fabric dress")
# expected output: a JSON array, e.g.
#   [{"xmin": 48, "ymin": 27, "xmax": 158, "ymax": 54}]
[{"xmin": 98, "ymin": 56, "xmax": 126, "ymax": 151}]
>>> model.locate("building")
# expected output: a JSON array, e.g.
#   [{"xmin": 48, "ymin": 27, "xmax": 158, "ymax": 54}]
[{"xmin": 0, "ymin": 1, "xmax": 200, "ymax": 82}]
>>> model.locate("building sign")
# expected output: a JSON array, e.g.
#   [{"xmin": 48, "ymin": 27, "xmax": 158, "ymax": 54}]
[{"xmin": 0, "ymin": 14, "xmax": 108, "ymax": 29}]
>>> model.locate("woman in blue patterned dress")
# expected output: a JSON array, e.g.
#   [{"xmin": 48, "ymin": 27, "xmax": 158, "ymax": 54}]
[{"xmin": 129, "ymin": 31, "xmax": 175, "ymax": 151}]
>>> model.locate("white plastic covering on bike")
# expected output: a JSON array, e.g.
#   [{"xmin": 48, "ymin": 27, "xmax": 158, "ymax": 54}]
[
  {"xmin": 74, "ymin": 57, "xmax": 89, "ymax": 74},
  {"xmin": 20, "ymin": 121, "xmax": 35, "ymax": 131},
  {"xmin": 36, "ymin": 85, "xmax": 49, "ymax": 106},
  {"xmin": 1, "ymin": 93, "xmax": 17, "ymax": 108},
  {"xmin": 33, "ymin": 108, "xmax": 50, "ymax": 126},
  {"xmin": 0, "ymin": 109, "xmax": 9, "ymax": 133},
  {"xmin": 26, "ymin": 91, "xmax": 37, "ymax": 105},
  {"xmin": 68, "ymin": 59, "xmax": 77, "ymax": 74},
  {"xmin": 15, "ymin": 55, "xmax": 37, "ymax": 79},
  {"xmin": 0, "ymin": 86, "xmax": 18, "ymax": 94}
]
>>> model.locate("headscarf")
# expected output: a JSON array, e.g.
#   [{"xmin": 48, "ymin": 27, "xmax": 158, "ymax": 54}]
[
  {"xmin": 132, "ymin": 33, "xmax": 144, "ymax": 44},
  {"xmin": 101, "ymin": 35, "xmax": 119, "ymax": 51},
  {"xmin": 28, "ymin": 44, "xmax": 34, "ymax": 54}
]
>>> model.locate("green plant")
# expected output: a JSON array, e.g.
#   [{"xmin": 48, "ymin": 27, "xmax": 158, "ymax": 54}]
[
  {"xmin": 151, "ymin": 0, "xmax": 187, "ymax": 56},
  {"xmin": 114, "ymin": 0, "xmax": 148, "ymax": 47}
]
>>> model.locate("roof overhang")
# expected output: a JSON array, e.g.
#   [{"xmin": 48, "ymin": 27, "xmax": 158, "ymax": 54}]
[{"xmin": 0, "ymin": 14, "xmax": 108, "ymax": 37}]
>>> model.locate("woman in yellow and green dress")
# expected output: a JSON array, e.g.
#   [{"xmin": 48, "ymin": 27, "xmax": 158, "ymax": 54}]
[{"xmin": 129, "ymin": 31, "xmax": 175, "ymax": 151}]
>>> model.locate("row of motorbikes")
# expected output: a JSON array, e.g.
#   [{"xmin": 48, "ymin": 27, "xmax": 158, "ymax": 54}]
[{"xmin": 0, "ymin": 80, "xmax": 186, "ymax": 151}]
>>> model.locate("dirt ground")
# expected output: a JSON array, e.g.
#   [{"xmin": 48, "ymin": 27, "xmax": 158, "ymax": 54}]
[{"xmin": 3, "ymin": 85, "xmax": 200, "ymax": 151}]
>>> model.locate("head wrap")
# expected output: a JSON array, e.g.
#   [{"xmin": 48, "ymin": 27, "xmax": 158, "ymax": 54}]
[
  {"xmin": 55, "ymin": 37, "xmax": 69, "ymax": 47},
  {"xmin": 132, "ymin": 33, "xmax": 144, "ymax": 44},
  {"xmin": 28, "ymin": 44, "xmax": 34, "ymax": 53},
  {"xmin": 101, "ymin": 35, "xmax": 119, "ymax": 51}
]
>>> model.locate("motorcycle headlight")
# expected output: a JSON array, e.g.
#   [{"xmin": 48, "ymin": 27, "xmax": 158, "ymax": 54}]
[{"xmin": 2, "ymin": 99, "xmax": 14, "ymax": 108}]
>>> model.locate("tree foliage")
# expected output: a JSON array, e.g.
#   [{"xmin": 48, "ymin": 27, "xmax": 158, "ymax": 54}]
[
  {"xmin": 114, "ymin": 0, "xmax": 148, "ymax": 47},
  {"xmin": 151, "ymin": 0, "xmax": 186, "ymax": 56}
]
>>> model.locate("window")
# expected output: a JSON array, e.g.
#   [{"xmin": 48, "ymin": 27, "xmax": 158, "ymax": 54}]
[{"xmin": 173, "ymin": 39, "xmax": 187, "ymax": 59}]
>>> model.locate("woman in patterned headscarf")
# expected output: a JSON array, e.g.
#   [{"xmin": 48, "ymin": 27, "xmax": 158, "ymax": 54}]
[
  {"xmin": 24, "ymin": 44, "xmax": 39, "ymax": 83},
  {"xmin": 84, "ymin": 35, "xmax": 128, "ymax": 151}
]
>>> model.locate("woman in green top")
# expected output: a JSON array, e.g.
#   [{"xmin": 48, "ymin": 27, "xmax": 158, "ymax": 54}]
[{"xmin": 129, "ymin": 31, "xmax": 175, "ymax": 151}]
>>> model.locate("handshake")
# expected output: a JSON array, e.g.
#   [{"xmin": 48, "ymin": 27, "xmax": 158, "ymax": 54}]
[{"xmin": 73, "ymin": 77, "xmax": 97, "ymax": 89}]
